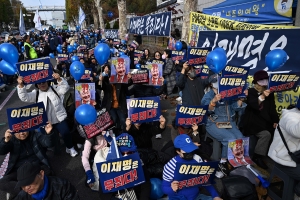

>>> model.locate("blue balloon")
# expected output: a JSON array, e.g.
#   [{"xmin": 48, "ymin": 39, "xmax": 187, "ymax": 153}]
[
  {"xmin": 70, "ymin": 61, "xmax": 85, "ymax": 80},
  {"xmin": 94, "ymin": 33, "xmax": 98, "ymax": 37},
  {"xmin": 0, "ymin": 60, "xmax": 17, "ymax": 75},
  {"xmin": 49, "ymin": 53, "xmax": 55, "ymax": 58},
  {"xmin": 265, "ymin": 49, "xmax": 287, "ymax": 71},
  {"xmin": 119, "ymin": 52, "xmax": 124, "ymax": 57},
  {"xmin": 121, "ymin": 40, "xmax": 126, "ymax": 45},
  {"xmin": 18, "ymin": 41, "xmax": 22, "ymax": 46},
  {"xmin": 0, "ymin": 43, "xmax": 19, "ymax": 66},
  {"xmin": 56, "ymin": 46, "xmax": 62, "ymax": 52},
  {"xmin": 135, "ymin": 63, "xmax": 141, "ymax": 69},
  {"xmin": 95, "ymin": 43, "xmax": 110, "ymax": 65},
  {"xmin": 67, "ymin": 45, "xmax": 74, "ymax": 53},
  {"xmin": 150, "ymin": 178, "xmax": 164, "ymax": 199},
  {"xmin": 75, "ymin": 104, "xmax": 97, "ymax": 125},
  {"xmin": 71, "ymin": 55, "xmax": 80, "ymax": 62},
  {"xmin": 175, "ymin": 41, "xmax": 183, "ymax": 51},
  {"xmin": 206, "ymin": 49, "xmax": 227, "ymax": 74},
  {"xmin": 76, "ymin": 25, "xmax": 80, "ymax": 29},
  {"xmin": 57, "ymin": 49, "xmax": 62, "ymax": 54},
  {"xmin": 73, "ymin": 42, "xmax": 79, "ymax": 48}
]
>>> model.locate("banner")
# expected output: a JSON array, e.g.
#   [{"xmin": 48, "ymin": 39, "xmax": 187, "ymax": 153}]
[
  {"xmin": 16, "ymin": 57, "xmax": 53, "ymax": 84},
  {"xmin": 105, "ymin": 29, "xmax": 119, "ymax": 39},
  {"xmin": 129, "ymin": 12, "xmax": 172, "ymax": 36},
  {"xmin": 171, "ymin": 50, "xmax": 187, "ymax": 62},
  {"xmin": 75, "ymin": 83, "xmax": 96, "ymax": 108},
  {"xmin": 176, "ymin": 105, "xmax": 208, "ymax": 127},
  {"xmin": 142, "ymin": 63, "xmax": 163, "ymax": 86},
  {"xmin": 134, "ymin": 50, "xmax": 144, "ymax": 65},
  {"xmin": 81, "ymin": 68, "xmax": 92, "ymax": 80},
  {"xmin": 173, "ymin": 161, "xmax": 218, "ymax": 189},
  {"xmin": 197, "ymin": 29, "xmax": 300, "ymax": 74},
  {"xmin": 228, "ymin": 137, "xmax": 253, "ymax": 168},
  {"xmin": 97, "ymin": 153, "xmax": 145, "ymax": 193},
  {"xmin": 110, "ymin": 57, "xmax": 130, "ymax": 84},
  {"xmin": 57, "ymin": 53, "xmax": 69, "ymax": 62},
  {"xmin": 127, "ymin": 97, "xmax": 160, "ymax": 123},
  {"xmin": 219, "ymin": 75, "xmax": 247, "ymax": 100},
  {"xmin": 130, "ymin": 69, "xmax": 149, "ymax": 84},
  {"xmin": 268, "ymin": 72, "xmax": 300, "ymax": 93},
  {"xmin": 7, "ymin": 102, "xmax": 48, "ymax": 133},
  {"xmin": 77, "ymin": 109, "xmax": 114, "ymax": 139},
  {"xmin": 222, "ymin": 66, "xmax": 250, "ymax": 76},
  {"xmin": 187, "ymin": 47, "xmax": 211, "ymax": 78},
  {"xmin": 202, "ymin": 0, "xmax": 293, "ymax": 24}
]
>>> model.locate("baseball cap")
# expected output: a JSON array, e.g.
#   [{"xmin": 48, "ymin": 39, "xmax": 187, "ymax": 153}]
[
  {"xmin": 209, "ymin": 74, "xmax": 218, "ymax": 83},
  {"xmin": 174, "ymin": 134, "xmax": 198, "ymax": 153},
  {"xmin": 16, "ymin": 162, "xmax": 41, "ymax": 188}
]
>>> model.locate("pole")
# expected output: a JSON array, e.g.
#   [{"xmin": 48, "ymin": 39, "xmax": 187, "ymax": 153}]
[{"xmin": 295, "ymin": 0, "xmax": 300, "ymax": 26}]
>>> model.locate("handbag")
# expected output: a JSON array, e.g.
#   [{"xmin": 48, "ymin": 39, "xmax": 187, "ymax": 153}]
[
  {"xmin": 277, "ymin": 124, "xmax": 300, "ymax": 163},
  {"xmin": 115, "ymin": 189, "xmax": 137, "ymax": 200},
  {"xmin": 209, "ymin": 102, "xmax": 233, "ymax": 129}
]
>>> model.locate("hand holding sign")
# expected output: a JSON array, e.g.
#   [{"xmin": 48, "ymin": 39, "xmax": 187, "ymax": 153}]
[
  {"xmin": 4, "ymin": 129, "xmax": 12, "ymax": 142},
  {"xmin": 263, "ymin": 89, "xmax": 270, "ymax": 97},
  {"xmin": 125, "ymin": 118, "xmax": 132, "ymax": 131},
  {"xmin": 213, "ymin": 93, "xmax": 222, "ymax": 102},
  {"xmin": 171, "ymin": 181, "xmax": 179, "ymax": 192},
  {"xmin": 17, "ymin": 76, "xmax": 24, "ymax": 88},
  {"xmin": 44, "ymin": 122, "xmax": 53, "ymax": 134}
]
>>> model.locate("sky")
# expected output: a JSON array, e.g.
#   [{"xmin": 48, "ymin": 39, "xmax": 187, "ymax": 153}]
[{"xmin": 21, "ymin": 0, "xmax": 65, "ymax": 21}]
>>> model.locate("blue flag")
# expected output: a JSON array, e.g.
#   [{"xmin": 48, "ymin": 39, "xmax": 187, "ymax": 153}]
[
  {"xmin": 19, "ymin": 8, "xmax": 26, "ymax": 36},
  {"xmin": 106, "ymin": 137, "xmax": 122, "ymax": 160}
]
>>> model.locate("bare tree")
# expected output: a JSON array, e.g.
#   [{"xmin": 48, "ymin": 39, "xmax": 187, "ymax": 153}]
[
  {"xmin": 91, "ymin": 2, "xmax": 99, "ymax": 29},
  {"xmin": 94, "ymin": 0, "xmax": 105, "ymax": 30},
  {"xmin": 181, "ymin": 0, "xmax": 197, "ymax": 42},
  {"xmin": 117, "ymin": 0, "xmax": 127, "ymax": 39}
]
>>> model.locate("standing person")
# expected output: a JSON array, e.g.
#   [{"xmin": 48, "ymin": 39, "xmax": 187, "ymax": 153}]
[
  {"xmin": 23, "ymin": 35, "xmax": 38, "ymax": 60},
  {"xmin": 162, "ymin": 50, "xmax": 176, "ymax": 96},
  {"xmin": 139, "ymin": 49, "xmax": 151, "ymax": 65},
  {"xmin": 16, "ymin": 74, "xmax": 78, "ymax": 157},
  {"xmin": 153, "ymin": 51, "xmax": 162, "ymax": 61},
  {"xmin": 128, "ymin": 45, "xmax": 135, "ymax": 69}
]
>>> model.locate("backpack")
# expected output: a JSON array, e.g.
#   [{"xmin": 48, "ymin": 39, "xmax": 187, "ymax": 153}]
[{"xmin": 35, "ymin": 86, "xmax": 75, "ymax": 119}]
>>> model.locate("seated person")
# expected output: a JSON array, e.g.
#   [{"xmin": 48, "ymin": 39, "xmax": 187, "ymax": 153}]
[
  {"xmin": 241, "ymin": 70, "xmax": 279, "ymax": 169},
  {"xmin": 15, "ymin": 162, "xmax": 79, "ymax": 200},
  {"xmin": 268, "ymin": 99, "xmax": 300, "ymax": 198},
  {"xmin": 0, "ymin": 123, "xmax": 55, "ymax": 198},
  {"xmin": 201, "ymin": 74, "xmax": 246, "ymax": 178},
  {"xmin": 162, "ymin": 134, "xmax": 222, "ymax": 200}
]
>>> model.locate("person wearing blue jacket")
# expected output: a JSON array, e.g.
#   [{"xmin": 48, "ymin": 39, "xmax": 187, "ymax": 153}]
[{"xmin": 162, "ymin": 134, "xmax": 222, "ymax": 200}]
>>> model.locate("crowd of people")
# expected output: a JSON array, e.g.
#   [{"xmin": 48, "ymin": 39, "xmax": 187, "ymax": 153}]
[{"xmin": 0, "ymin": 27, "xmax": 299, "ymax": 200}]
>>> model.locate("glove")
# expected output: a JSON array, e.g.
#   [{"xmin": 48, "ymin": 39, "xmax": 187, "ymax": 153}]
[{"xmin": 86, "ymin": 170, "xmax": 95, "ymax": 184}]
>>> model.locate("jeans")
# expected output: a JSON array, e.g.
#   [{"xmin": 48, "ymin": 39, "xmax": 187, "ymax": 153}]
[
  {"xmin": 53, "ymin": 119, "xmax": 73, "ymax": 149},
  {"xmin": 195, "ymin": 194, "xmax": 213, "ymax": 200},
  {"xmin": 109, "ymin": 108, "xmax": 126, "ymax": 131},
  {"xmin": 206, "ymin": 120, "xmax": 244, "ymax": 158}
]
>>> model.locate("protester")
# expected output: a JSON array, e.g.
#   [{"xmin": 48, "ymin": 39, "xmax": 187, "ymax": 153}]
[
  {"xmin": 23, "ymin": 35, "xmax": 38, "ymax": 60},
  {"xmin": 0, "ymin": 123, "xmax": 55, "ymax": 198},
  {"xmin": 139, "ymin": 49, "xmax": 151, "ymax": 65},
  {"xmin": 15, "ymin": 162, "xmax": 79, "ymax": 200},
  {"xmin": 163, "ymin": 49, "xmax": 176, "ymax": 96}
]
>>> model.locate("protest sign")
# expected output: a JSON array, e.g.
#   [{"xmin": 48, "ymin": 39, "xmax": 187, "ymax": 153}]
[
  {"xmin": 129, "ymin": 12, "xmax": 171, "ymax": 36},
  {"xmin": 171, "ymin": 50, "xmax": 187, "ymax": 62},
  {"xmin": 130, "ymin": 69, "xmax": 149, "ymax": 84},
  {"xmin": 7, "ymin": 102, "xmax": 47, "ymax": 133},
  {"xmin": 222, "ymin": 66, "xmax": 249, "ymax": 76},
  {"xmin": 97, "ymin": 153, "xmax": 145, "ymax": 193},
  {"xmin": 196, "ymin": 66, "xmax": 210, "ymax": 79},
  {"xmin": 130, "ymin": 40, "xmax": 139, "ymax": 49},
  {"xmin": 16, "ymin": 57, "xmax": 53, "ymax": 84},
  {"xmin": 81, "ymin": 68, "xmax": 92, "ymax": 80},
  {"xmin": 268, "ymin": 72, "xmax": 300, "ymax": 93},
  {"xmin": 113, "ymin": 39, "xmax": 121, "ymax": 46},
  {"xmin": 127, "ymin": 97, "xmax": 160, "ymax": 123},
  {"xmin": 105, "ymin": 29, "xmax": 119, "ymax": 39},
  {"xmin": 57, "ymin": 53, "xmax": 69, "ymax": 62},
  {"xmin": 219, "ymin": 75, "xmax": 247, "ymax": 100},
  {"xmin": 228, "ymin": 137, "xmax": 253, "ymax": 168},
  {"xmin": 74, "ymin": 52, "xmax": 84, "ymax": 59},
  {"xmin": 173, "ymin": 161, "xmax": 218, "ymax": 189},
  {"xmin": 77, "ymin": 109, "xmax": 114, "ymax": 139},
  {"xmin": 77, "ymin": 45, "xmax": 87, "ymax": 53},
  {"xmin": 75, "ymin": 83, "xmax": 96, "ymax": 108},
  {"xmin": 176, "ymin": 105, "xmax": 208, "ymax": 127},
  {"xmin": 142, "ymin": 63, "xmax": 163, "ymax": 86},
  {"xmin": 187, "ymin": 47, "xmax": 211, "ymax": 72},
  {"xmin": 146, "ymin": 59, "xmax": 165, "ymax": 66},
  {"xmin": 88, "ymin": 48, "xmax": 94, "ymax": 57},
  {"xmin": 110, "ymin": 57, "xmax": 130, "ymax": 84},
  {"xmin": 168, "ymin": 37, "xmax": 176, "ymax": 50},
  {"xmin": 134, "ymin": 50, "xmax": 144, "ymax": 65}
]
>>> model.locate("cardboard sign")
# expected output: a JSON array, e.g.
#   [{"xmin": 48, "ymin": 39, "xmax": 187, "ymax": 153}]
[
  {"xmin": 75, "ymin": 83, "xmax": 96, "ymax": 108},
  {"xmin": 176, "ymin": 105, "xmax": 208, "ymax": 127},
  {"xmin": 218, "ymin": 75, "xmax": 247, "ymax": 100},
  {"xmin": 222, "ymin": 66, "xmax": 249, "ymax": 76},
  {"xmin": 16, "ymin": 57, "xmax": 53, "ymax": 84},
  {"xmin": 168, "ymin": 37, "xmax": 176, "ymax": 50},
  {"xmin": 74, "ymin": 52, "xmax": 84, "ymax": 59},
  {"xmin": 81, "ymin": 68, "xmax": 92, "ymax": 80},
  {"xmin": 173, "ymin": 161, "xmax": 218, "ymax": 189},
  {"xmin": 127, "ymin": 97, "xmax": 161, "ymax": 123},
  {"xmin": 187, "ymin": 47, "xmax": 211, "ymax": 69},
  {"xmin": 97, "ymin": 153, "xmax": 145, "ymax": 193},
  {"xmin": 113, "ymin": 39, "xmax": 121, "ymax": 46},
  {"xmin": 171, "ymin": 50, "xmax": 187, "ymax": 61},
  {"xmin": 228, "ymin": 137, "xmax": 253, "ymax": 168},
  {"xmin": 7, "ymin": 102, "xmax": 48, "ymax": 133},
  {"xmin": 110, "ymin": 57, "xmax": 130, "ymax": 84},
  {"xmin": 141, "ymin": 63, "xmax": 163, "ymax": 86},
  {"xmin": 130, "ymin": 69, "xmax": 149, "ymax": 84},
  {"xmin": 134, "ymin": 50, "xmax": 144, "ymax": 65},
  {"xmin": 268, "ymin": 72, "xmax": 300, "ymax": 93},
  {"xmin": 130, "ymin": 40, "xmax": 139, "ymax": 49},
  {"xmin": 57, "ymin": 53, "xmax": 69, "ymax": 62}
]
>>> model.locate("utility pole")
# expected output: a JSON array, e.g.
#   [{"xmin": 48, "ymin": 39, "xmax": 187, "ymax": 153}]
[{"xmin": 295, "ymin": 0, "xmax": 300, "ymax": 26}]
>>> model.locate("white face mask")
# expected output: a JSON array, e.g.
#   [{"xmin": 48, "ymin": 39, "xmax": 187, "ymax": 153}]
[
  {"xmin": 212, "ymin": 82, "xmax": 218, "ymax": 89},
  {"xmin": 162, "ymin": 54, "xmax": 166, "ymax": 59}
]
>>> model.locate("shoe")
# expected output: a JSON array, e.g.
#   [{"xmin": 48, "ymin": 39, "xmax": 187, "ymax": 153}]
[
  {"xmin": 216, "ymin": 162, "xmax": 230, "ymax": 178},
  {"xmin": 66, "ymin": 148, "xmax": 78, "ymax": 157},
  {"xmin": 155, "ymin": 134, "xmax": 162, "ymax": 139},
  {"xmin": 253, "ymin": 157, "xmax": 268, "ymax": 169}
]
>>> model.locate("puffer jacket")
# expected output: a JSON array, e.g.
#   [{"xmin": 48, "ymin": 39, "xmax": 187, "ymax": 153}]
[
  {"xmin": 16, "ymin": 176, "xmax": 80, "ymax": 200},
  {"xmin": 268, "ymin": 108, "xmax": 300, "ymax": 167},
  {"xmin": 0, "ymin": 130, "xmax": 56, "ymax": 175},
  {"xmin": 17, "ymin": 78, "xmax": 69, "ymax": 122}
]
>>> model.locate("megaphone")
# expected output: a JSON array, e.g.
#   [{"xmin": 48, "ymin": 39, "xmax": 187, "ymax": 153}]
[{"xmin": 246, "ymin": 165, "xmax": 270, "ymax": 188}]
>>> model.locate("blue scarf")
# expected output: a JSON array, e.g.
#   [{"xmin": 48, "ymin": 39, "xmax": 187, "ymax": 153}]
[{"xmin": 32, "ymin": 175, "xmax": 49, "ymax": 200}]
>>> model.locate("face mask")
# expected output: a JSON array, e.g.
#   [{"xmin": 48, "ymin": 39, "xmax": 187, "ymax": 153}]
[
  {"xmin": 162, "ymin": 54, "xmax": 166, "ymax": 59},
  {"xmin": 188, "ymin": 71, "xmax": 196, "ymax": 79},
  {"xmin": 182, "ymin": 153, "xmax": 194, "ymax": 160},
  {"xmin": 212, "ymin": 82, "xmax": 218, "ymax": 89}
]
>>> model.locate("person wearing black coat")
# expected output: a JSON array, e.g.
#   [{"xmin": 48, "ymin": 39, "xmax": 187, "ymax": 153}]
[{"xmin": 0, "ymin": 123, "xmax": 56, "ymax": 197}]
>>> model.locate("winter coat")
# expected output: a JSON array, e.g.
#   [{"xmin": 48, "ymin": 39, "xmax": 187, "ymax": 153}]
[
  {"xmin": 17, "ymin": 78, "xmax": 69, "ymax": 122},
  {"xmin": 268, "ymin": 108, "xmax": 300, "ymax": 167},
  {"xmin": 163, "ymin": 58, "xmax": 176, "ymax": 95},
  {"xmin": 0, "ymin": 130, "xmax": 56, "ymax": 175}
]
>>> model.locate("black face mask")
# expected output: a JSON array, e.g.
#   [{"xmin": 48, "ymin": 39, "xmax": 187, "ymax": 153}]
[
  {"xmin": 182, "ymin": 153, "xmax": 194, "ymax": 160},
  {"xmin": 188, "ymin": 71, "xmax": 196, "ymax": 79}
]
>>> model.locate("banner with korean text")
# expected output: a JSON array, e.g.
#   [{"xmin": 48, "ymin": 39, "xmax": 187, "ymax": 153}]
[
  {"xmin": 97, "ymin": 153, "xmax": 145, "ymax": 193},
  {"xmin": 218, "ymin": 74, "xmax": 247, "ymax": 100},
  {"xmin": 127, "ymin": 97, "xmax": 160, "ymax": 123},
  {"xmin": 7, "ymin": 102, "xmax": 48, "ymax": 133},
  {"xmin": 57, "ymin": 53, "xmax": 69, "ymax": 62},
  {"xmin": 173, "ymin": 161, "xmax": 218, "ymax": 189},
  {"xmin": 171, "ymin": 50, "xmax": 187, "ymax": 62},
  {"xmin": 187, "ymin": 47, "xmax": 211, "ymax": 77},
  {"xmin": 130, "ymin": 69, "xmax": 149, "ymax": 84},
  {"xmin": 129, "ymin": 12, "xmax": 171, "ymax": 36},
  {"xmin": 268, "ymin": 72, "xmax": 300, "ymax": 93},
  {"xmin": 175, "ymin": 105, "xmax": 208, "ymax": 127},
  {"xmin": 16, "ymin": 57, "xmax": 53, "ymax": 84},
  {"xmin": 105, "ymin": 29, "xmax": 119, "ymax": 39}
]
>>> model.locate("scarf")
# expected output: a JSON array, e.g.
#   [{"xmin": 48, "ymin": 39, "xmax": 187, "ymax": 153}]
[{"xmin": 32, "ymin": 175, "xmax": 49, "ymax": 200}]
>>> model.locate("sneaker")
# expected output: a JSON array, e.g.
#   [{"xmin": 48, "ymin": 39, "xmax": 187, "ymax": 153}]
[
  {"xmin": 66, "ymin": 148, "xmax": 78, "ymax": 157},
  {"xmin": 216, "ymin": 162, "xmax": 230, "ymax": 178},
  {"xmin": 155, "ymin": 134, "xmax": 162, "ymax": 139}
]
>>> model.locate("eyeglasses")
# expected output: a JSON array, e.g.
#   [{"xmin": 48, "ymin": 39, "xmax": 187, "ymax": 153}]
[{"xmin": 155, "ymin": 54, "xmax": 160, "ymax": 57}]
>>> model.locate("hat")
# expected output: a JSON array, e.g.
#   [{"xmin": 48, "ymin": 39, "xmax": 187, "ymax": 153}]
[
  {"xmin": 116, "ymin": 133, "xmax": 137, "ymax": 153},
  {"xmin": 209, "ymin": 74, "xmax": 218, "ymax": 83},
  {"xmin": 16, "ymin": 162, "xmax": 41, "ymax": 187},
  {"xmin": 174, "ymin": 134, "xmax": 198, "ymax": 153},
  {"xmin": 253, "ymin": 70, "xmax": 269, "ymax": 84}
]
